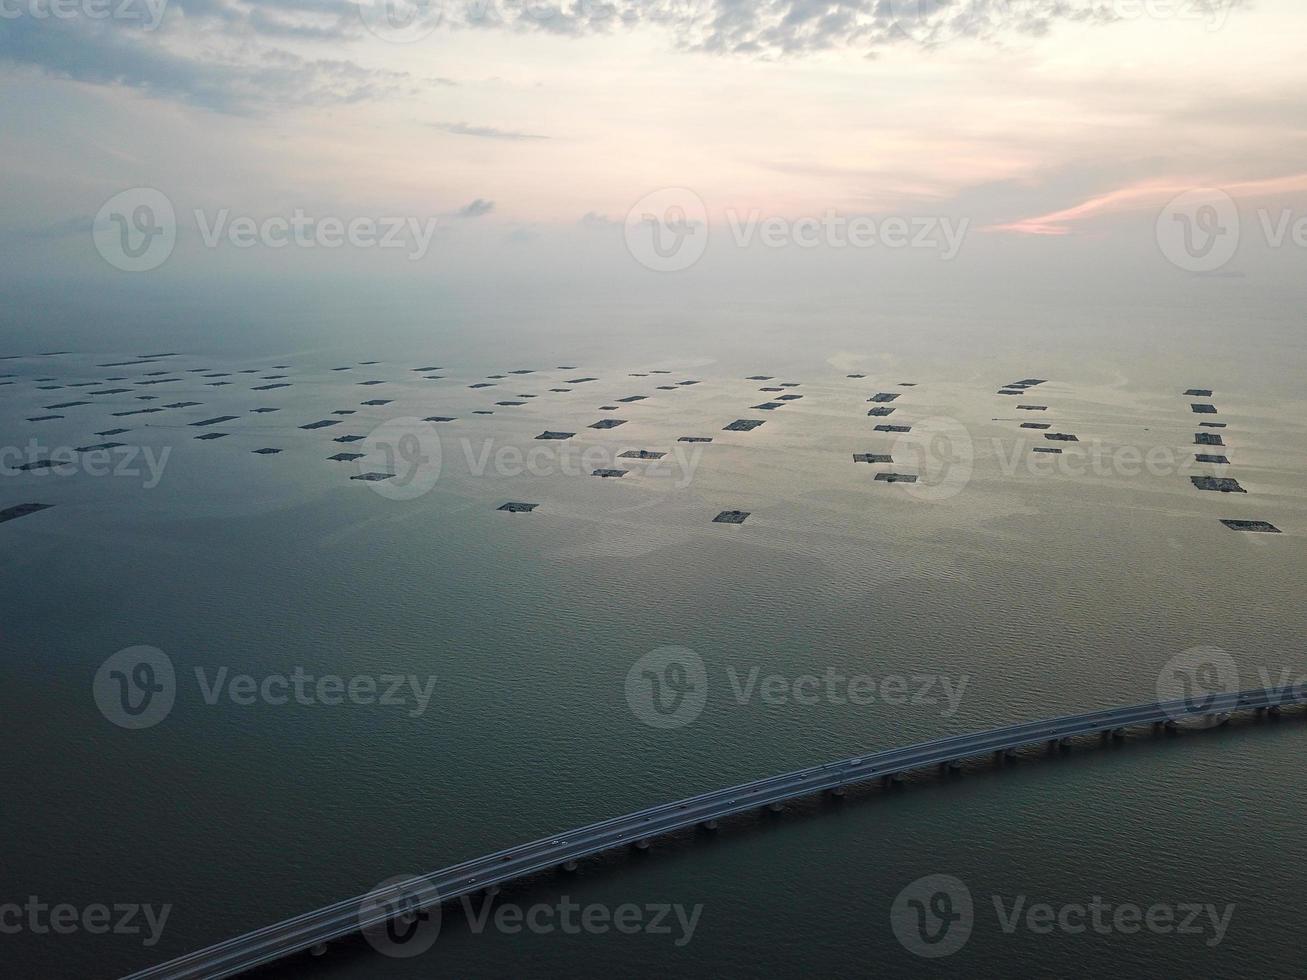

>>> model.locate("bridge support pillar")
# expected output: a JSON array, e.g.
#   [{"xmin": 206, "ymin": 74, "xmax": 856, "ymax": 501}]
[
  {"xmin": 484, "ymin": 885, "xmax": 501, "ymax": 897},
  {"xmin": 1269, "ymin": 705, "xmax": 1282, "ymax": 717},
  {"xmin": 767, "ymin": 801, "xmax": 784, "ymax": 813},
  {"xmin": 829, "ymin": 786, "xmax": 846, "ymax": 797},
  {"xmin": 882, "ymin": 773, "xmax": 904, "ymax": 787},
  {"xmin": 561, "ymin": 860, "xmax": 578, "ymax": 872},
  {"xmin": 1255, "ymin": 706, "xmax": 1266, "ymax": 715},
  {"xmin": 633, "ymin": 839, "xmax": 650, "ymax": 851},
  {"xmin": 700, "ymin": 819, "xmax": 719, "ymax": 830},
  {"xmin": 940, "ymin": 759, "xmax": 962, "ymax": 772},
  {"xmin": 310, "ymin": 943, "xmax": 328, "ymax": 957},
  {"xmin": 1111, "ymin": 728, "xmax": 1126, "ymax": 740}
]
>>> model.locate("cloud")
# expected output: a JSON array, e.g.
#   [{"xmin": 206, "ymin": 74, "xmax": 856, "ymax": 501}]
[
  {"xmin": 0, "ymin": 3, "xmax": 445, "ymax": 113},
  {"xmin": 455, "ymin": 0, "xmax": 1128, "ymax": 56},
  {"xmin": 987, "ymin": 172, "xmax": 1307, "ymax": 236},
  {"xmin": 432, "ymin": 121, "xmax": 549, "ymax": 141},
  {"xmin": 456, "ymin": 198, "xmax": 496, "ymax": 218},
  {"xmin": 579, "ymin": 211, "xmax": 616, "ymax": 228},
  {"xmin": 163, "ymin": 0, "xmax": 361, "ymax": 41},
  {"xmin": 0, "ymin": 0, "xmax": 1147, "ymax": 116}
]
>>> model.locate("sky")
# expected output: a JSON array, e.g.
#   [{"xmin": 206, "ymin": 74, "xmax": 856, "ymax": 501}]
[{"xmin": 2, "ymin": 0, "xmax": 1306, "ymax": 327}]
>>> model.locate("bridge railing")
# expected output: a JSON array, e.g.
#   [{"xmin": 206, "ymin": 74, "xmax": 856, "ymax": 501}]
[{"xmin": 121, "ymin": 685, "xmax": 1304, "ymax": 980}]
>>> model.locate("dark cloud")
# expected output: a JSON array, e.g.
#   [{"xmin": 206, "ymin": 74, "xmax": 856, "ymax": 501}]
[
  {"xmin": 456, "ymin": 199, "xmax": 496, "ymax": 218},
  {"xmin": 579, "ymin": 211, "xmax": 617, "ymax": 227},
  {"xmin": 0, "ymin": 0, "xmax": 1144, "ymax": 114},
  {"xmin": 0, "ymin": 2, "xmax": 444, "ymax": 112},
  {"xmin": 171, "ymin": 0, "xmax": 361, "ymax": 42},
  {"xmin": 432, "ymin": 121, "xmax": 549, "ymax": 141},
  {"xmin": 455, "ymin": 0, "xmax": 1129, "ymax": 55}
]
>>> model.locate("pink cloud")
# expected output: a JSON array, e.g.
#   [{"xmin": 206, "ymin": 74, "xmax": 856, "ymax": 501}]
[{"xmin": 989, "ymin": 173, "xmax": 1307, "ymax": 236}]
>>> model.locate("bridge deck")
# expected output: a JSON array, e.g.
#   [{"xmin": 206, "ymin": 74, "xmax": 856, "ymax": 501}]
[{"xmin": 123, "ymin": 687, "xmax": 1303, "ymax": 980}]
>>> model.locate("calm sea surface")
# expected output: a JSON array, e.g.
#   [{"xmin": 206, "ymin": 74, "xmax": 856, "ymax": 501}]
[{"xmin": 3, "ymin": 291, "xmax": 1306, "ymax": 978}]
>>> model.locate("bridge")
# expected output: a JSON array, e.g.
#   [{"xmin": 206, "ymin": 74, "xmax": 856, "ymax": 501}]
[{"xmin": 124, "ymin": 686, "xmax": 1305, "ymax": 980}]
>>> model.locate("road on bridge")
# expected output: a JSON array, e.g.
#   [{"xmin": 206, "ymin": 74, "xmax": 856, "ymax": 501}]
[{"xmin": 123, "ymin": 686, "xmax": 1302, "ymax": 980}]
